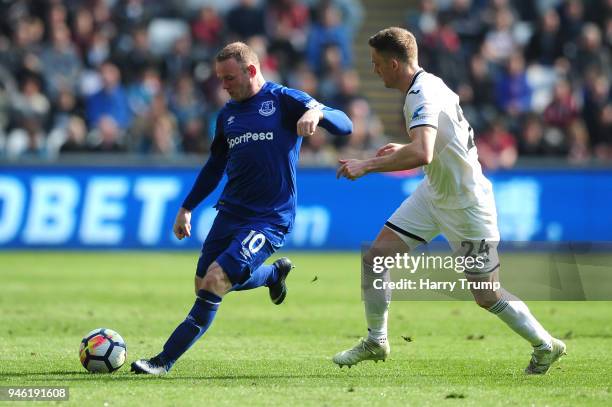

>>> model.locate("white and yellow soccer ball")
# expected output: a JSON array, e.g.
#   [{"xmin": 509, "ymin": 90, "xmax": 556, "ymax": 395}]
[{"xmin": 79, "ymin": 328, "xmax": 127, "ymax": 373}]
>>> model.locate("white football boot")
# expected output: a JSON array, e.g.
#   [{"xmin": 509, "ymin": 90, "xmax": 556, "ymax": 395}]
[
  {"xmin": 332, "ymin": 338, "xmax": 390, "ymax": 368},
  {"xmin": 524, "ymin": 338, "xmax": 567, "ymax": 375}
]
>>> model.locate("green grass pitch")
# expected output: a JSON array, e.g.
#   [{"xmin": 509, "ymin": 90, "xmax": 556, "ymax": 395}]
[{"xmin": 1, "ymin": 252, "xmax": 611, "ymax": 406}]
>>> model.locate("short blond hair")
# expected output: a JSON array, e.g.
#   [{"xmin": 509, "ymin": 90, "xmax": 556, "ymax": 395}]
[
  {"xmin": 216, "ymin": 42, "xmax": 260, "ymax": 69},
  {"xmin": 368, "ymin": 27, "xmax": 418, "ymax": 64}
]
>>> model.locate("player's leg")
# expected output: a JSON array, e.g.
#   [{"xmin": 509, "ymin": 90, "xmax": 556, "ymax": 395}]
[
  {"xmin": 130, "ymin": 260, "xmax": 231, "ymax": 375},
  {"xmin": 131, "ymin": 213, "xmax": 235, "ymax": 375},
  {"xmin": 441, "ymin": 201, "xmax": 566, "ymax": 374},
  {"xmin": 225, "ymin": 225, "xmax": 294, "ymax": 304},
  {"xmin": 465, "ymin": 268, "xmax": 566, "ymax": 374},
  {"xmin": 332, "ymin": 226, "xmax": 404, "ymax": 367},
  {"xmin": 334, "ymin": 183, "xmax": 439, "ymax": 367},
  {"xmin": 233, "ymin": 256, "xmax": 294, "ymax": 304}
]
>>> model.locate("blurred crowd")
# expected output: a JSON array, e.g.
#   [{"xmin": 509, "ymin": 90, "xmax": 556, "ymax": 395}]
[
  {"xmin": 0, "ymin": 0, "xmax": 374, "ymax": 164},
  {"xmin": 0, "ymin": 0, "xmax": 609, "ymax": 169},
  {"xmin": 409, "ymin": 0, "xmax": 612, "ymax": 168}
]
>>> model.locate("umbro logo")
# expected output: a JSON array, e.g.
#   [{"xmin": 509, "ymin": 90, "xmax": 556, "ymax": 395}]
[
  {"xmin": 409, "ymin": 89, "xmax": 420, "ymax": 95},
  {"xmin": 227, "ymin": 116, "xmax": 235, "ymax": 125}
]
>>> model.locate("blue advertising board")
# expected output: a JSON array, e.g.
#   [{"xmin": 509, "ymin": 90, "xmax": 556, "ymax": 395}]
[{"xmin": 0, "ymin": 166, "xmax": 611, "ymax": 250}]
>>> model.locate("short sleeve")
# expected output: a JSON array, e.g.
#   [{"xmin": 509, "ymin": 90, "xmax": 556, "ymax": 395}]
[{"xmin": 406, "ymin": 91, "xmax": 440, "ymax": 130}]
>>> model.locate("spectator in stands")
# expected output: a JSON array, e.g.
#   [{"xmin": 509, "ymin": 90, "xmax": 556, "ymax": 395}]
[
  {"xmin": 114, "ymin": 25, "xmax": 158, "ymax": 83},
  {"xmin": 582, "ymin": 73, "xmax": 612, "ymax": 159},
  {"xmin": 317, "ymin": 44, "xmax": 345, "ymax": 103},
  {"xmin": 13, "ymin": 71, "xmax": 49, "ymax": 120},
  {"xmin": 442, "ymin": 0, "xmax": 484, "ymax": 57},
  {"xmin": 566, "ymin": 119, "xmax": 591, "ymax": 164},
  {"xmin": 162, "ymin": 34, "xmax": 195, "ymax": 81},
  {"xmin": 572, "ymin": 23, "xmax": 611, "ymax": 79},
  {"xmin": 167, "ymin": 73, "xmax": 207, "ymax": 154},
  {"xmin": 422, "ymin": 13, "xmax": 466, "ymax": 90},
  {"xmin": 191, "ymin": 6, "xmax": 223, "ymax": 57},
  {"xmin": 226, "ymin": 0, "xmax": 266, "ymax": 41},
  {"xmin": 5, "ymin": 115, "xmax": 46, "ymax": 160},
  {"xmin": 476, "ymin": 118, "xmax": 518, "ymax": 170},
  {"xmin": 467, "ymin": 51, "xmax": 497, "ymax": 126},
  {"xmin": 495, "ymin": 52, "xmax": 532, "ymax": 117},
  {"xmin": 127, "ymin": 66, "xmax": 161, "ymax": 117},
  {"xmin": 86, "ymin": 29, "xmax": 112, "ymax": 69},
  {"xmin": 559, "ymin": 0, "xmax": 585, "ymax": 48},
  {"xmin": 50, "ymin": 87, "xmax": 79, "ymax": 131},
  {"xmin": 86, "ymin": 61, "xmax": 131, "ymax": 130},
  {"xmin": 337, "ymin": 98, "xmax": 385, "ymax": 158},
  {"xmin": 517, "ymin": 113, "xmax": 548, "ymax": 157},
  {"xmin": 2, "ymin": 17, "xmax": 44, "ymax": 74},
  {"xmin": 58, "ymin": 115, "xmax": 88, "ymax": 154},
  {"xmin": 482, "ymin": 6, "xmax": 519, "ymax": 65},
  {"xmin": 168, "ymin": 73, "xmax": 206, "ymax": 135},
  {"xmin": 130, "ymin": 93, "xmax": 178, "ymax": 154},
  {"xmin": 287, "ymin": 62, "xmax": 320, "ymax": 100},
  {"xmin": 89, "ymin": 115, "xmax": 125, "ymax": 153},
  {"xmin": 146, "ymin": 115, "xmax": 179, "ymax": 156},
  {"xmin": 40, "ymin": 24, "xmax": 82, "ymax": 100},
  {"xmin": 70, "ymin": 7, "xmax": 95, "ymax": 61},
  {"xmin": 406, "ymin": 0, "xmax": 438, "ymax": 46},
  {"xmin": 543, "ymin": 78, "xmax": 579, "ymax": 129},
  {"xmin": 326, "ymin": 69, "xmax": 362, "ymax": 112},
  {"xmin": 518, "ymin": 113, "xmax": 567, "ymax": 157},
  {"xmin": 266, "ymin": 0, "xmax": 309, "ymax": 53},
  {"xmin": 306, "ymin": 2, "xmax": 352, "ymax": 74},
  {"xmin": 113, "ymin": 0, "xmax": 158, "ymax": 31},
  {"xmin": 525, "ymin": 8, "xmax": 564, "ymax": 66},
  {"xmin": 46, "ymin": 2, "xmax": 68, "ymax": 31},
  {"xmin": 265, "ymin": 0, "xmax": 310, "ymax": 77},
  {"xmin": 299, "ymin": 127, "xmax": 338, "ymax": 166}
]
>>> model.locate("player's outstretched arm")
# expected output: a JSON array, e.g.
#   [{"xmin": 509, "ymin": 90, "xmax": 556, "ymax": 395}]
[
  {"xmin": 297, "ymin": 108, "xmax": 353, "ymax": 137},
  {"xmin": 281, "ymin": 87, "xmax": 352, "ymax": 136},
  {"xmin": 337, "ymin": 126, "xmax": 435, "ymax": 180},
  {"xmin": 317, "ymin": 108, "xmax": 353, "ymax": 136}
]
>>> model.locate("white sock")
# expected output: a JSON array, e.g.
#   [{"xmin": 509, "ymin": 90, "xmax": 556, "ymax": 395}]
[
  {"xmin": 362, "ymin": 261, "xmax": 390, "ymax": 345},
  {"xmin": 488, "ymin": 296, "xmax": 552, "ymax": 349}
]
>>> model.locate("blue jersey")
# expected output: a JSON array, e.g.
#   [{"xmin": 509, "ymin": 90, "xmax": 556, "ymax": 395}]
[{"xmin": 182, "ymin": 81, "xmax": 352, "ymax": 231}]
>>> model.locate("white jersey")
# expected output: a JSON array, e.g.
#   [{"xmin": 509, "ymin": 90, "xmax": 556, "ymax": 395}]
[{"xmin": 403, "ymin": 69, "xmax": 493, "ymax": 209}]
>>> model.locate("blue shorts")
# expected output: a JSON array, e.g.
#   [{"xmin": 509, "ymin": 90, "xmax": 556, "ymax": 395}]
[{"xmin": 196, "ymin": 211, "xmax": 286, "ymax": 286}]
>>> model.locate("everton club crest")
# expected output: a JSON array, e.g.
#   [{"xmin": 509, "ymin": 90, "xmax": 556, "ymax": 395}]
[{"xmin": 259, "ymin": 100, "xmax": 276, "ymax": 116}]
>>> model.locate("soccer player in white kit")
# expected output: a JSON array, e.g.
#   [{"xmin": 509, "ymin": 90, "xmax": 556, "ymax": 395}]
[{"xmin": 333, "ymin": 27, "xmax": 566, "ymax": 374}]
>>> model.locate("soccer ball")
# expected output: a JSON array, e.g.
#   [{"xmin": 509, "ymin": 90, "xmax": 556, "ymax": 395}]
[{"xmin": 79, "ymin": 328, "xmax": 127, "ymax": 373}]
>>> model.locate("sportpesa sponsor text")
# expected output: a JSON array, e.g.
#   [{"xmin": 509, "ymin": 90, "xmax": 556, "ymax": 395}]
[{"xmin": 228, "ymin": 132, "xmax": 274, "ymax": 148}]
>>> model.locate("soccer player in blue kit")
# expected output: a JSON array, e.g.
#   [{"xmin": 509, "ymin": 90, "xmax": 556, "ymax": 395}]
[{"xmin": 131, "ymin": 42, "xmax": 352, "ymax": 374}]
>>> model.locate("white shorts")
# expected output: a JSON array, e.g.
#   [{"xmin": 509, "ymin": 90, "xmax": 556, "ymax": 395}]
[{"xmin": 386, "ymin": 182, "xmax": 500, "ymax": 274}]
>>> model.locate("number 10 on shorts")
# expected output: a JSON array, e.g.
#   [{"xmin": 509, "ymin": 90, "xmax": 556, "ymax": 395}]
[{"xmin": 242, "ymin": 230, "xmax": 266, "ymax": 254}]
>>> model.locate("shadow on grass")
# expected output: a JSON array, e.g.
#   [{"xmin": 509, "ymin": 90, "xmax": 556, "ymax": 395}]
[{"xmin": 0, "ymin": 369, "xmax": 397, "ymax": 382}]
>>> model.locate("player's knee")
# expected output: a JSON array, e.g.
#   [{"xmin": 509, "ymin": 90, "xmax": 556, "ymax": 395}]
[
  {"xmin": 473, "ymin": 293, "xmax": 500, "ymax": 309},
  {"xmin": 201, "ymin": 264, "xmax": 231, "ymax": 296}
]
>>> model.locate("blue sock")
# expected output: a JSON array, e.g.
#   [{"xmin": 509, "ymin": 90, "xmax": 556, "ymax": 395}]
[
  {"xmin": 233, "ymin": 264, "xmax": 278, "ymax": 291},
  {"xmin": 158, "ymin": 290, "xmax": 221, "ymax": 369}
]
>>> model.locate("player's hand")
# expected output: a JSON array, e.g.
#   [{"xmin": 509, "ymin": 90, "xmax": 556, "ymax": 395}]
[
  {"xmin": 376, "ymin": 143, "xmax": 404, "ymax": 157},
  {"xmin": 173, "ymin": 208, "xmax": 192, "ymax": 240},
  {"xmin": 297, "ymin": 109, "xmax": 323, "ymax": 137},
  {"xmin": 337, "ymin": 159, "xmax": 369, "ymax": 180}
]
